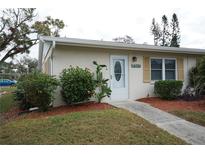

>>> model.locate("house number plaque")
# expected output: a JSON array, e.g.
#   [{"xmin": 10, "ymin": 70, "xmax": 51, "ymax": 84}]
[{"xmin": 131, "ymin": 64, "xmax": 141, "ymax": 68}]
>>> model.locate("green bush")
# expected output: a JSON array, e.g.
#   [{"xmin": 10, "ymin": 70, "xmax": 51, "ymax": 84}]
[
  {"xmin": 185, "ymin": 56, "xmax": 205, "ymax": 98},
  {"xmin": 16, "ymin": 71, "xmax": 58, "ymax": 111},
  {"xmin": 60, "ymin": 67, "xmax": 95, "ymax": 104},
  {"xmin": 154, "ymin": 80, "xmax": 183, "ymax": 100}
]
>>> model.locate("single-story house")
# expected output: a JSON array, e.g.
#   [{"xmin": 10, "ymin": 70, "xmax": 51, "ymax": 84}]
[{"xmin": 38, "ymin": 36, "xmax": 205, "ymax": 106}]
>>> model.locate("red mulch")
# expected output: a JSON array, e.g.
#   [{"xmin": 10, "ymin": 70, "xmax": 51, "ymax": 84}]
[
  {"xmin": 1, "ymin": 102, "xmax": 113, "ymax": 123},
  {"xmin": 138, "ymin": 97, "xmax": 205, "ymax": 112},
  {"xmin": 23, "ymin": 102, "xmax": 113, "ymax": 119}
]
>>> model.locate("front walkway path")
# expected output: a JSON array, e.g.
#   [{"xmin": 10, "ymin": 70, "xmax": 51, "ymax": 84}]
[{"xmin": 108, "ymin": 100, "xmax": 205, "ymax": 145}]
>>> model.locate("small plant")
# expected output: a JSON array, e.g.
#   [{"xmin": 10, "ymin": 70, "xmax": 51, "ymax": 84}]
[
  {"xmin": 60, "ymin": 66, "xmax": 95, "ymax": 104},
  {"xmin": 16, "ymin": 71, "xmax": 59, "ymax": 111},
  {"xmin": 185, "ymin": 56, "xmax": 205, "ymax": 99},
  {"xmin": 154, "ymin": 80, "xmax": 183, "ymax": 100},
  {"xmin": 188, "ymin": 67, "xmax": 202, "ymax": 96},
  {"xmin": 181, "ymin": 86, "xmax": 201, "ymax": 101},
  {"xmin": 93, "ymin": 61, "xmax": 111, "ymax": 103}
]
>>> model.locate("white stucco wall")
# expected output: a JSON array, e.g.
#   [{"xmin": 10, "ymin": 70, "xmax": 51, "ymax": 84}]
[
  {"xmin": 51, "ymin": 45, "xmax": 197, "ymax": 106},
  {"xmin": 52, "ymin": 45, "xmax": 111, "ymax": 106}
]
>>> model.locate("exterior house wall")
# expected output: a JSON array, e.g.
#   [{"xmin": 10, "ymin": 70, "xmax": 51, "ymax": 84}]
[{"xmin": 51, "ymin": 45, "xmax": 197, "ymax": 106}]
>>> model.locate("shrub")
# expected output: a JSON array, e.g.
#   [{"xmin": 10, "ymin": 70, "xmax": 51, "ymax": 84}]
[
  {"xmin": 181, "ymin": 86, "xmax": 202, "ymax": 101},
  {"xmin": 154, "ymin": 80, "xmax": 183, "ymax": 100},
  {"xmin": 188, "ymin": 66, "xmax": 202, "ymax": 95},
  {"xmin": 189, "ymin": 66, "xmax": 199, "ymax": 88},
  {"xmin": 93, "ymin": 61, "xmax": 111, "ymax": 103},
  {"xmin": 16, "ymin": 71, "xmax": 58, "ymax": 111},
  {"xmin": 60, "ymin": 66, "xmax": 95, "ymax": 104},
  {"xmin": 185, "ymin": 57, "xmax": 205, "ymax": 99}
]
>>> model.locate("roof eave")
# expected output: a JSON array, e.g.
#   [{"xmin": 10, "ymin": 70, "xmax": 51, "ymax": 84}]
[{"xmin": 39, "ymin": 36, "xmax": 205, "ymax": 55}]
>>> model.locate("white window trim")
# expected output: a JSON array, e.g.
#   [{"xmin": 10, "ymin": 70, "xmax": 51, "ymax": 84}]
[{"xmin": 150, "ymin": 57, "xmax": 177, "ymax": 82}]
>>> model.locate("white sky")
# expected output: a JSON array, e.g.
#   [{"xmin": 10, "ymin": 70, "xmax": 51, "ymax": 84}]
[{"xmin": 2, "ymin": 0, "xmax": 205, "ymax": 60}]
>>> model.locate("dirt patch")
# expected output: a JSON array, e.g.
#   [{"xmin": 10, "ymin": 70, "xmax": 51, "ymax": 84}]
[
  {"xmin": 138, "ymin": 97, "xmax": 205, "ymax": 112},
  {"xmin": 0, "ymin": 107, "xmax": 21, "ymax": 124},
  {"xmin": 0, "ymin": 91, "xmax": 12, "ymax": 95}
]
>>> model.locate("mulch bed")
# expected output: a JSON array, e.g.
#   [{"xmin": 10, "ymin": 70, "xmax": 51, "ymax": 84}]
[
  {"xmin": 1, "ymin": 102, "xmax": 113, "ymax": 123},
  {"xmin": 138, "ymin": 97, "xmax": 205, "ymax": 112},
  {"xmin": 22, "ymin": 102, "xmax": 113, "ymax": 119}
]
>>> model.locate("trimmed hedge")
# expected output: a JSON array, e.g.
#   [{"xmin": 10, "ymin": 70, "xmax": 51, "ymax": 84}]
[
  {"xmin": 60, "ymin": 67, "xmax": 95, "ymax": 104},
  {"xmin": 154, "ymin": 80, "xmax": 183, "ymax": 100}
]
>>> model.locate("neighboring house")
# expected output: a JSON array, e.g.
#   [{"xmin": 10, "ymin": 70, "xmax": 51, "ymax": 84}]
[{"xmin": 38, "ymin": 36, "xmax": 205, "ymax": 106}]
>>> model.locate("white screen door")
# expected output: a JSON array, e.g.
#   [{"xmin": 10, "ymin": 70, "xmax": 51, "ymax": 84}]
[{"xmin": 110, "ymin": 55, "xmax": 128, "ymax": 100}]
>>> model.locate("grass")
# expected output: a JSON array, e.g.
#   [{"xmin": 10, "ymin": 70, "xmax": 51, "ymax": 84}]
[
  {"xmin": 0, "ymin": 86, "xmax": 16, "ymax": 93},
  {"xmin": 0, "ymin": 93, "xmax": 16, "ymax": 113},
  {"xmin": 0, "ymin": 108, "xmax": 186, "ymax": 144},
  {"xmin": 170, "ymin": 110, "xmax": 205, "ymax": 127},
  {"xmin": 0, "ymin": 86, "xmax": 17, "ymax": 113}
]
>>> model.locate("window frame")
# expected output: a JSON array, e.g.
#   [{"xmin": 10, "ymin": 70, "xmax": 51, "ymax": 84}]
[
  {"xmin": 164, "ymin": 59, "xmax": 177, "ymax": 80},
  {"xmin": 150, "ymin": 58, "xmax": 163, "ymax": 81},
  {"xmin": 150, "ymin": 57, "xmax": 177, "ymax": 81}
]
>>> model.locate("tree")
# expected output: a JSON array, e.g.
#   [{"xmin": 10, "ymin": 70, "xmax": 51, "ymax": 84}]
[
  {"xmin": 170, "ymin": 13, "xmax": 180, "ymax": 47},
  {"xmin": 160, "ymin": 15, "xmax": 170, "ymax": 46},
  {"xmin": 113, "ymin": 35, "xmax": 135, "ymax": 44},
  {"xmin": 150, "ymin": 13, "xmax": 180, "ymax": 47},
  {"xmin": 0, "ymin": 8, "xmax": 65, "ymax": 63},
  {"xmin": 15, "ymin": 56, "xmax": 38, "ymax": 74},
  {"xmin": 150, "ymin": 18, "xmax": 161, "ymax": 46}
]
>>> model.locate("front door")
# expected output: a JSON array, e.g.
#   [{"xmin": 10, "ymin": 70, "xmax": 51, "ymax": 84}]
[{"xmin": 110, "ymin": 55, "xmax": 128, "ymax": 100}]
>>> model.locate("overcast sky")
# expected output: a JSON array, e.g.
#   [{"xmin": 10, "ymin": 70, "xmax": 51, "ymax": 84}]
[{"xmin": 3, "ymin": 0, "xmax": 205, "ymax": 60}]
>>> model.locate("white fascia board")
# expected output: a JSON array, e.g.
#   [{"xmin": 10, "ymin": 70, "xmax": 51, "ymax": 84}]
[{"xmin": 39, "ymin": 36, "xmax": 205, "ymax": 55}]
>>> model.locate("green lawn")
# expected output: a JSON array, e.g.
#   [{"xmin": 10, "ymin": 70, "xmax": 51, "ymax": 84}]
[
  {"xmin": 170, "ymin": 110, "xmax": 205, "ymax": 127},
  {"xmin": 0, "ymin": 108, "xmax": 186, "ymax": 144},
  {"xmin": 0, "ymin": 93, "xmax": 16, "ymax": 113},
  {"xmin": 0, "ymin": 87, "xmax": 17, "ymax": 113}
]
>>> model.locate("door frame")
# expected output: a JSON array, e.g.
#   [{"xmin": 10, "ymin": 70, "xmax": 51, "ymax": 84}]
[{"xmin": 110, "ymin": 55, "xmax": 129, "ymax": 100}]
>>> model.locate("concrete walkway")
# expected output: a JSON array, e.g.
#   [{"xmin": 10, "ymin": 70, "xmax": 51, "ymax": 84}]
[{"xmin": 108, "ymin": 100, "xmax": 205, "ymax": 145}]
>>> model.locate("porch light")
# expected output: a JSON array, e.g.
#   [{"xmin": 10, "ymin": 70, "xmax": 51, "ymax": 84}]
[{"xmin": 132, "ymin": 56, "xmax": 137, "ymax": 62}]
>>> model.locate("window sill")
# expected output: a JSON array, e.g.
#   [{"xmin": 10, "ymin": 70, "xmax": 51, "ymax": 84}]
[{"xmin": 150, "ymin": 81, "xmax": 155, "ymax": 85}]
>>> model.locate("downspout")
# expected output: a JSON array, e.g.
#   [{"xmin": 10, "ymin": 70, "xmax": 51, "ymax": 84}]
[
  {"xmin": 38, "ymin": 39, "xmax": 45, "ymax": 71},
  {"xmin": 51, "ymin": 41, "xmax": 56, "ymax": 107},
  {"xmin": 50, "ymin": 41, "xmax": 56, "ymax": 76},
  {"xmin": 186, "ymin": 55, "xmax": 189, "ymax": 88}
]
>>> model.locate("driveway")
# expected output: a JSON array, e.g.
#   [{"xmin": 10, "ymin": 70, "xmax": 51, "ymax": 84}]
[{"xmin": 108, "ymin": 100, "xmax": 205, "ymax": 145}]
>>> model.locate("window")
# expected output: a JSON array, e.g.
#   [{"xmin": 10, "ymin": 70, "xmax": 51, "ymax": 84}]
[
  {"xmin": 151, "ymin": 59, "xmax": 162, "ymax": 80},
  {"xmin": 114, "ymin": 61, "xmax": 122, "ymax": 81},
  {"xmin": 165, "ymin": 59, "xmax": 176, "ymax": 80},
  {"xmin": 151, "ymin": 58, "xmax": 176, "ymax": 81}
]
